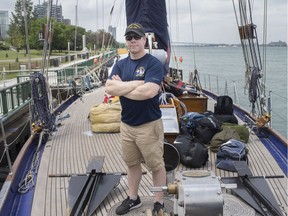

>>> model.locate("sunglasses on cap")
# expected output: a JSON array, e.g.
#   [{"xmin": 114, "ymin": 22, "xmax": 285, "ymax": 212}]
[{"xmin": 125, "ymin": 34, "xmax": 142, "ymax": 41}]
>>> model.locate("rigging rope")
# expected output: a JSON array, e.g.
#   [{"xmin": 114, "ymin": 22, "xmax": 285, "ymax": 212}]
[
  {"xmin": 42, "ymin": 0, "xmax": 53, "ymax": 70},
  {"xmin": 105, "ymin": 1, "xmax": 116, "ymax": 49},
  {"xmin": 106, "ymin": 0, "xmax": 124, "ymax": 49},
  {"xmin": 187, "ymin": 1, "xmax": 202, "ymax": 92},
  {"xmin": 261, "ymin": 0, "xmax": 268, "ymax": 98},
  {"xmin": 188, "ymin": 0, "xmax": 197, "ymax": 70},
  {"xmin": 74, "ymin": 0, "xmax": 79, "ymax": 52},
  {"xmin": 167, "ymin": 0, "xmax": 181, "ymax": 78},
  {"xmin": 101, "ymin": 0, "xmax": 105, "ymax": 50},
  {"xmin": 233, "ymin": 0, "xmax": 267, "ymax": 117}
]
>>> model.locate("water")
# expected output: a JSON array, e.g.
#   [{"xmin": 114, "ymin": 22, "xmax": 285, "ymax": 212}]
[{"xmin": 170, "ymin": 46, "xmax": 287, "ymax": 140}]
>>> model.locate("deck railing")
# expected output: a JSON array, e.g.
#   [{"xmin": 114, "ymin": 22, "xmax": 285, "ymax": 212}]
[
  {"xmin": 0, "ymin": 81, "xmax": 31, "ymax": 172},
  {"xmin": 0, "ymin": 81, "xmax": 31, "ymax": 117},
  {"xmin": 13, "ymin": 51, "xmax": 117, "ymax": 85},
  {"xmin": 0, "ymin": 50, "xmax": 118, "ymax": 173},
  {"xmin": 0, "ymin": 51, "xmax": 114, "ymax": 72}
]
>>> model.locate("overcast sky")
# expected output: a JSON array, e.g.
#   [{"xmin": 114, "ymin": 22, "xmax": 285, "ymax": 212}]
[{"xmin": 1, "ymin": 0, "xmax": 287, "ymax": 44}]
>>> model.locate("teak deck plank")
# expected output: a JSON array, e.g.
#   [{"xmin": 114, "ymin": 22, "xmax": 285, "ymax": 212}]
[{"xmin": 31, "ymin": 87, "xmax": 287, "ymax": 216}]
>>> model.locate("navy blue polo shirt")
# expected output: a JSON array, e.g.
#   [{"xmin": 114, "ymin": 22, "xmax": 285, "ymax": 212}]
[{"xmin": 109, "ymin": 53, "xmax": 163, "ymax": 126}]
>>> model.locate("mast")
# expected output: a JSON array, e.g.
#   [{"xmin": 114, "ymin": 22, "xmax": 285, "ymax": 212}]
[
  {"xmin": 41, "ymin": 0, "xmax": 53, "ymax": 71},
  {"xmin": 74, "ymin": 0, "xmax": 78, "ymax": 51},
  {"xmin": 23, "ymin": 0, "xmax": 31, "ymax": 72}
]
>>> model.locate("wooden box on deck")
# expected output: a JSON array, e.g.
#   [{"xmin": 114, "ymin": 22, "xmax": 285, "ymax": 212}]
[{"xmin": 178, "ymin": 94, "xmax": 208, "ymax": 113}]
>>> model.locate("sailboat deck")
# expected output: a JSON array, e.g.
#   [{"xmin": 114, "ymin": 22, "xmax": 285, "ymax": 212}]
[{"xmin": 31, "ymin": 87, "xmax": 287, "ymax": 216}]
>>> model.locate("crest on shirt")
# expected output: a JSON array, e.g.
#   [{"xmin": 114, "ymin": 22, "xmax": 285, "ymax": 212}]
[{"xmin": 135, "ymin": 67, "xmax": 145, "ymax": 77}]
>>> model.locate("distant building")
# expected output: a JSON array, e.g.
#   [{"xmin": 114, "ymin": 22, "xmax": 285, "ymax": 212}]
[
  {"xmin": 34, "ymin": 2, "xmax": 63, "ymax": 23},
  {"xmin": 268, "ymin": 40, "xmax": 287, "ymax": 47},
  {"xmin": 108, "ymin": 25, "xmax": 116, "ymax": 40},
  {"xmin": 0, "ymin": 11, "xmax": 9, "ymax": 39},
  {"xmin": 63, "ymin": 19, "xmax": 71, "ymax": 25}
]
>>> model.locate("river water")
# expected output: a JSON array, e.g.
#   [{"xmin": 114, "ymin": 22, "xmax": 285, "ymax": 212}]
[{"xmin": 170, "ymin": 46, "xmax": 287, "ymax": 139}]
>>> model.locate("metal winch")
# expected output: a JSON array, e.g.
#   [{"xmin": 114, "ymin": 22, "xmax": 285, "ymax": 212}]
[{"xmin": 151, "ymin": 170, "xmax": 223, "ymax": 216}]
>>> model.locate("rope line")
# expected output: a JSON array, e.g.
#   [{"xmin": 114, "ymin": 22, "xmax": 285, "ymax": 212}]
[
  {"xmin": 18, "ymin": 131, "xmax": 46, "ymax": 193},
  {"xmin": 6, "ymin": 119, "xmax": 31, "ymax": 147}
]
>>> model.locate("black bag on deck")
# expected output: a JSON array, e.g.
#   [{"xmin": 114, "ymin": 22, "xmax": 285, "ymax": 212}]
[
  {"xmin": 213, "ymin": 114, "xmax": 238, "ymax": 124},
  {"xmin": 194, "ymin": 116, "xmax": 221, "ymax": 144},
  {"xmin": 214, "ymin": 96, "xmax": 233, "ymax": 115},
  {"xmin": 173, "ymin": 134, "xmax": 208, "ymax": 168},
  {"xmin": 180, "ymin": 112, "xmax": 205, "ymax": 135}
]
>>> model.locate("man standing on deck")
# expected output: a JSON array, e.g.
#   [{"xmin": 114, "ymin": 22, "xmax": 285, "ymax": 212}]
[{"xmin": 105, "ymin": 23, "xmax": 166, "ymax": 215}]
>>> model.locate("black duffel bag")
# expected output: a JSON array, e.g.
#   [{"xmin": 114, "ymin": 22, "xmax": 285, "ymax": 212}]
[
  {"xmin": 174, "ymin": 134, "xmax": 208, "ymax": 168},
  {"xmin": 194, "ymin": 116, "xmax": 221, "ymax": 144}
]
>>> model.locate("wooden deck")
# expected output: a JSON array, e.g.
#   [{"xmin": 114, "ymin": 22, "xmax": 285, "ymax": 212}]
[{"xmin": 31, "ymin": 87, "xmax": 287, "ymax": 216}]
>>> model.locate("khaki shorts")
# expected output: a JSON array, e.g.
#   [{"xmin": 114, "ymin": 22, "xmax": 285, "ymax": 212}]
[{"xmin": 120, "ymin": 119, "xmax": 165, "ymax": 172}]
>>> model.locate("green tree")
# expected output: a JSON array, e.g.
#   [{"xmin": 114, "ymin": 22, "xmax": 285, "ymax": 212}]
[
  {"xmin": 9, "ymin": 25, "xmax": 23, "ymax": 51},
  {"xmin": 85, "ymin": 29, "xmax": 120, "ymax": 51},
  {"xmin": 97, "ymin": 30, "xmax": 116, "ymax": 50},
  {"xmin": 58, "ymin": 25, "xmax": 86, "ymax": 51},
  {"xmin": 8, "ymin": 0, "xmax": 35, "ymax": 52},
  {"xmin": 8, "ymin": 24, "xmax": 24, "ymax": 62},
  {"xmin": 73, "ymin": 26, "xmax": 86, "ymax": 51},
  {"xmin": 51, "ymin": 22, "xmax": 71, "ymax": 52},
  {"xmin": 85, "ymin": 30, "xmax": 97, "ymax": 50},
  {"xmin": 28, "ymin": 17, "xmax": 47, "ymax": 50}
]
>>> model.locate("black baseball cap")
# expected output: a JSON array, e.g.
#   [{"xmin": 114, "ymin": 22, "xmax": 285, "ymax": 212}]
[{"xmin": 124, "ymin": 23, "xmax": 145, "ymax": 37}]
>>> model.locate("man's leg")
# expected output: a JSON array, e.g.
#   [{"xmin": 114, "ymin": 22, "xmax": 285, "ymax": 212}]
[
  {"xmin": 116, "ymin": 163, "xmax": 142, "ymax": 215},
  {"xmin": 127, "ymin": 163, "xmax": 142, "ymax": 199},
  {"xmin": 152, "ymin": 166, "xmax": 166, "ymax": 202}
]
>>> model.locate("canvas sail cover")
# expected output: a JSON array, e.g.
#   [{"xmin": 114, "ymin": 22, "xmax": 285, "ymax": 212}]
[{"xmin": 126, "ymin": 0, "xmax": 170, "ymax": 74}]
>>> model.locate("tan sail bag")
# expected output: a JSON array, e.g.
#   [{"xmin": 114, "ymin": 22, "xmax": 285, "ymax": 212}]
[{"xmin": 89, "ymin": 101, "xmax": 122, "ymax": 133}]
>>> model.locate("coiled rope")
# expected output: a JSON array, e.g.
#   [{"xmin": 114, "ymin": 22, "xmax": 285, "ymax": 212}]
[
  {"xmin": 249, "ymin": 67, "xmax": 261, "ymax": 111},
  {"xmin": 30, "ymin": 72, "xmax": 55, "ymax": 131}
]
